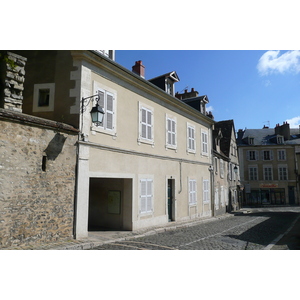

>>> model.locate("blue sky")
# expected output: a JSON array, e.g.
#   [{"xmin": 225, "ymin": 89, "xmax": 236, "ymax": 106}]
[{"xmin": 115, "ymin": 50, "xmax": 300, "ymax": 131}]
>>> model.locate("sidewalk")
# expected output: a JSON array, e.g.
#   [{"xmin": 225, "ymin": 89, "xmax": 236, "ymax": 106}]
[
  {"xmin": 1, "ymin": 214, "xmax": 232, "ymax": 250},
  {"xmin": 2, "ymin": 209, "xmax": 300, "ymax": 250}
]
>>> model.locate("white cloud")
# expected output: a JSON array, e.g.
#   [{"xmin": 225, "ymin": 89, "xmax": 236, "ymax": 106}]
[
  {"xmin": 257, "ymin": 50, "xmax": 300, "ymax": 76},
  {"xmin": 206, "ymin": 105, "xmax": 214, "ymax": 112},
  {"xmin": 286, "ymin": 116, "xmax": 300, "ymax": 128}
]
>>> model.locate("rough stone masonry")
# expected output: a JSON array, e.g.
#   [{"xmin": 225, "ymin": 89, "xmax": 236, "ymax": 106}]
[
  {"xmin": 0, "ymin": 51, "xmax": 27, "ymax": 112},
  {"xmin": 0, "ymin": 109, "xmax": 78, "ymax": 249}
]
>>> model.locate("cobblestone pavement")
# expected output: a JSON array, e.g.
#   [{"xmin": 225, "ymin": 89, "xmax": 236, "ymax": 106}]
[{"xmin": 93, "ymin": 207, "xmax": 300, "ymax": 250}]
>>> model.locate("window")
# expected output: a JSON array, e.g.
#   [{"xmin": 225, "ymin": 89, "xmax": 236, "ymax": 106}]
[
  {"xmin": 214, "ymin": 157, "xmax": 218, "ymax": 174},
  {"xmin": 262, "ymin": 150, "xmax": 273, "ymax": 161},
  {"xmin": 187, "ymin": 124, "xmax": 196, "ymax": 152},
  {"xmin": 215, "ymin": 188, "xmax": 219, "ymax": 210},
  {"xmin": 220, "ymin": 159, "xmax": 224, "ymax": 178},
  {"xmin": 189, "ymin": 179, "xmax": 197, "ymax": 205},
  {"xmin": 96, "ymin": 89, "xmax": 115, "ymax": 131},
  {"xmin": 140, "ymin": 179, "xmax": 153, "ymax": 214},
  {"xmin": 249, "ymin": 166, "xmax": 258, "ymax": 181},
  {"xmin": 263, "ymin": 165, "xmax": 273, "ymax": 180},
  {"xmin": 138, "ymin": 103, "xmax": 154, "ymax": 144},
  {"xmin": 201, "ymin": 129, "xmax": 208, "ymax": 155},
  {"xmin": 203, "ymin": 179, "xmax": 210, "ymax": 203},
  {"xmin": 220, "ymin": 186, "xmax": 225, "ymax": 207},
  {"xmin": 277, "ymin": 136, "xmax": 284, "ymax": 144},
  {"xmin": 247, "ymin": 150, "xmax": 258, "ymax": 161},
  {"xmin": 166, "ymin": 116, "xmax": 177, "ymax": 148},
  {"xmin": 278, "ymin": 165, "xmax": 288, "ymax": 180},
  {"xmin": 278, "ymin": 149, "xmax": 286, "ymax": 161},
  {"xmin": 249, "ymin": 137, "xmax": 254, "ymax": 145},
  {"xmin": 228, "ymin": 162, "xmax": 232, "ymax": 181},
  {"xmin": 33, "ymin": 83, "xmax": 55, "ymax": 112}
]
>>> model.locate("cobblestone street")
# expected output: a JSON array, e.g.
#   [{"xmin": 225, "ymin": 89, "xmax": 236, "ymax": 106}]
[{"xmin": 93, "ymin": 207, "xmax": 300, "ymax": 250}]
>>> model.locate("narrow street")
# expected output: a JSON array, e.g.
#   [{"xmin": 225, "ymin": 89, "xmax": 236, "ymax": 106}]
[{"xmin": 92, "ymin": 207, "xmax": 300, "ymax": 250}]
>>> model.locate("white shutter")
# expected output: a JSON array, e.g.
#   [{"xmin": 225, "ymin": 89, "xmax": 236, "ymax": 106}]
[
  {"xmin": 147, "ymin": 110, "xmax": 152, "ymax": 140},
  {"xmin": 140, "ymin": 180, "xmax": 147, "ymax": 213},
  {"xmin": 147, "ymin": 179, "xmax": 153, "ymax": 212},
  {"xmin": 97, "ymin": 90, "xmax": 105, "ymax": 127},
  {"xmin": 167, "ymin": 118, "xmax": 172, "ymax": 145},
  {"xmin": 140, "ymin": 179, "xmax": 153, "ymax": 213},
  {"xmin": 106, "ymin": 93, "xmax": 114, "ymax": 130},
  {"xmin": 171, "ymin": 119, "xmax": 176, "ymax": 146}
]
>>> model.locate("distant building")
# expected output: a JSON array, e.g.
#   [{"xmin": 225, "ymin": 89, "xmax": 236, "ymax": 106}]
[
  {"xmin": 237, "ymin": 122, "xmax": 300, "ymax": 206},
  {"xmin": 213, "ymin": 120, "xmax": 241, "ymax": 214}
]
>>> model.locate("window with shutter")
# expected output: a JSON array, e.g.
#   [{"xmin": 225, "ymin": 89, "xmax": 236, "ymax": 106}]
[
  {"xmin": 201, "ymin": 130, "xmax": 208, "ymax": 155},
  {"xmin": 187, "ymin": 124, "xmax": 196, "ymax": 152},
  {"xmin": 139, "ymin": 105, "xmax": 153, "ymax": 143},
  {"xmin": 278, "ymin": 149, "xmax": 286, "ymax": 160},
  {"xmin": 215, "ymin": 188, "xmax": 219, "ymax": 210},
  {"xmin": 94, "ymin": 89, "xmax": 115, "ymax": 132},
  {"xmin": 189, "ymin": 179, "xmax": 197, "ymax": 205},
  {"xmin": 140, "ymin": 179, "xmax": 153, "ymax": 214},
  {"xmin": 166, "ymin": 117, "xmax": 176, "ymax": 148},
  {"xmin": 203, "ymin": 179, "xmax": 210, "ymax": 203}
]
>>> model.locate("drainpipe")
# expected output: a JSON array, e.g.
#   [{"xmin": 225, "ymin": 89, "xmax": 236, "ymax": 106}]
[{"xmin": 209, "ymin": 165, "xmax": 215, "ymax": 217}]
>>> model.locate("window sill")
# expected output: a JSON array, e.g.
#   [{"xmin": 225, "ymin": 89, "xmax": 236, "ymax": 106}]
[
  {"xmin": 91, "ymin": 125, "xmax": 117, "ymax": 137},
  {"xmin": 138, "ymin": 138, "xmax": 154, "ymax": 147}
]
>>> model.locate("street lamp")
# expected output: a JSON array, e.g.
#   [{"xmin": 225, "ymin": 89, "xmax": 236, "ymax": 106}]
[
  {"xmin": 81, "ymin": 91, "xmax": 105, "ymax": 126},
  {"xmin": 234, "ymin": 165, "xmax": 238, "ymax": 174}
]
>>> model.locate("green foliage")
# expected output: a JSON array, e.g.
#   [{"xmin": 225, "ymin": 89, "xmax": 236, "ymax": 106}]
[{"xmin": 0, "ymin": 53, "xmax": 17, "ymax": 69}]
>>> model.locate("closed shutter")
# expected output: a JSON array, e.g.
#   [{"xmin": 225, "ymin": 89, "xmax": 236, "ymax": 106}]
[
  {"xmin": 141, "ymin": 107, "xmax": 152, "ymax": 140},
  {"xmin": 167, "ymin": 118, "xmax": 176, "ymax": 146},
  {"xmin": 189, "ymin": 179, "xmax": 196, "ymax": 204},
  {"xmin": 140, "ymin": 179, "xmax": 153, "ymax": 213},
  {"xmin": 202, "ymin": 131, "xmax": 208, "ymax": 154},
  {"xmin": 106, "ymin": 93, "xmax": 114, "ymax": 130},
  {"xmin": 188, "ymin": 126, "xmax": 195, "ymax": 150},
  {"xmin": 203, "ymin": 180, "xmax": 209, "ymax": 202}
]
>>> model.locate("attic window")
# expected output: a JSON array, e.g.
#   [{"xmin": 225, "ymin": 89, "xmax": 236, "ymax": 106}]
[
  {"xmin": 248, "ymin": 137, "xmax": 254, "ymax": 145},
  {"xmin": 166, "ymin": 79, "xmax": 174, "ymax": 96},
  {"xmin": 277, "ymin": 136, "xmax": 284, "ymax": 144}
]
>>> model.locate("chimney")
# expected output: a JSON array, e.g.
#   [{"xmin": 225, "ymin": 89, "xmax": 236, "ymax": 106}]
[
  {"xmin": 274, "ymin": 122, "xmax": 290, "ymax": 140},
  {"xmin": 132, "ymin": 60, "xmax": 145, "ymax": 78},
  {"xmin": 237, "ymin": 129, "xmax": 244, "ymax": 141},
  {"xmin": 176, "ymin": 88, "xmax": 199, "ymax": 100}
]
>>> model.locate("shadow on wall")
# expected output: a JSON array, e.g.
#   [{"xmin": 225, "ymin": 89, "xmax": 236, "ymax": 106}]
[{"xmin": 44, "ymin": 133, "xmax": 67, "ymax": 160}]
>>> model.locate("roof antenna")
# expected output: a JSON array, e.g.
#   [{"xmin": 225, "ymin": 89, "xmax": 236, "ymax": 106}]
[{"xmin": 180, "ymin": 86, "xmax": 189, "ymax": 93}]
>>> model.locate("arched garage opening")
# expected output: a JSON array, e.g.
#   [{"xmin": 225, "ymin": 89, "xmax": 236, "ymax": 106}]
[{"xmin": 88, "ymin": 178, "xmax": 133, "ymax": 231}]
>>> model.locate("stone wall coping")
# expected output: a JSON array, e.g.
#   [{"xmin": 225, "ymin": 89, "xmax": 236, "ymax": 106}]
[{"xmin": 0, "ymin": 108, "xmax": 79, "ymax": 134}]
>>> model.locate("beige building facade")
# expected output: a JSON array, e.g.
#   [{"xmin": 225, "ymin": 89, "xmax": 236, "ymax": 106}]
[
  {"xmin": 74, "ymin": 51, "xmax": 215, "ymax": 238},
  {"xmin": 10, "ymin": 50, "xmax": 215, "ymax": 239}
]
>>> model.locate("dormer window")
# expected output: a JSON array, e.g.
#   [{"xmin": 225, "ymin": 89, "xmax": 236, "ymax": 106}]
[
  {"xmin": 277, "ymin": 136, "xmax": 284, "ymax": 144},
  {"xmin": 248, "ymin": 137, "xmax": 254, "ymax": 145},
  {"xmin": 166, "ymin": 79, "xmax": 174, "ymax": 96},
  {"xmin": 149, "ymin": 71, "xmax": 179, "ymax": 96}
]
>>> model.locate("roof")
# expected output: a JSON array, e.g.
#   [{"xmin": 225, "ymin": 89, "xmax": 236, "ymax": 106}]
[
  {"xmin": 237, "ymin": 128, "xmax": 300, "ymax": 145},
  {"xmin": 214, "ymin": 120, "xmax": 235, "ymax": 157},
  {"xmin": 149, "ymin": 71, "xmax": 180, "ymax": 82}
]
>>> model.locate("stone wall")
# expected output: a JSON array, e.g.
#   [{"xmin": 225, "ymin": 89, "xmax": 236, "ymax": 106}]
[
  {"xmin": 0, "ymin": 51, "xmax": 27, "ymax": 112},
  {"xmin": 0, "ymin": 109, "xmax": 78, "ymax": 248}
]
